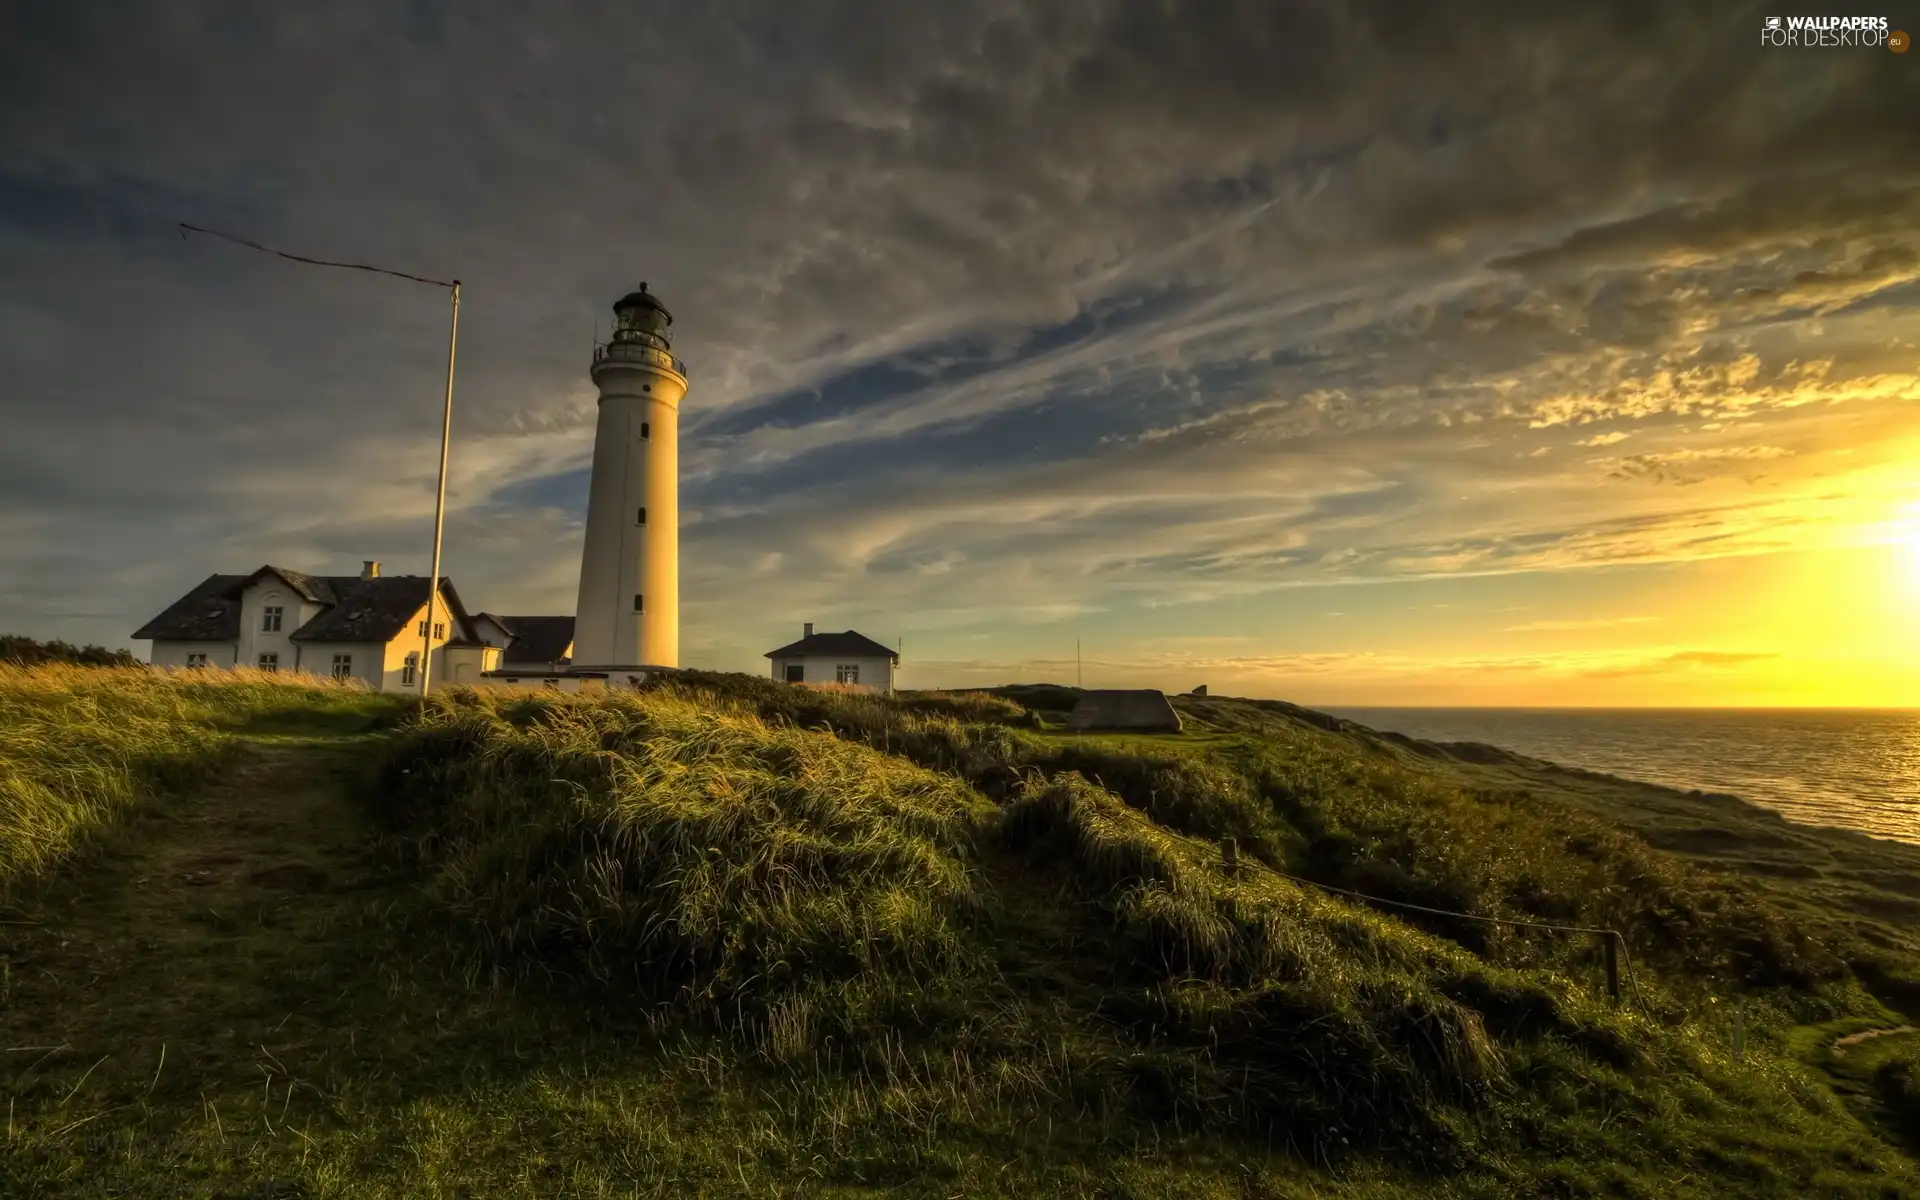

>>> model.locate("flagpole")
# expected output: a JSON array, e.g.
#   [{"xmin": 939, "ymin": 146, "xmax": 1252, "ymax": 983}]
[{"xmin": 419, "ymin": 281, "xmax": 460, "ymax": 698}]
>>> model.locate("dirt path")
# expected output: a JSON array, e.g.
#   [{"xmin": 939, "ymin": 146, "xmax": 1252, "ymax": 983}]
[{"xmin": 0, "ymin": 732, "xmax": 414, "ymax": 1190}]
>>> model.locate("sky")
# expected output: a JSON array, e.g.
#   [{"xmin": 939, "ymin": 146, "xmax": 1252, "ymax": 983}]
[{"xmin": 3, "ymin": 1, "xmax": 1919, "ymax": 706}]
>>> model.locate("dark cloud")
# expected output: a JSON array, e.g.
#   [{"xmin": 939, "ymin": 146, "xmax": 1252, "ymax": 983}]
[{"xmin": 1488, "ymin": 181, "xmax": 1920, "ymax": 275}]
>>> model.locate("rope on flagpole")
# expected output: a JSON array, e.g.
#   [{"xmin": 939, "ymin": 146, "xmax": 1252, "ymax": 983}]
[{"xmin": 178, "ymin": 223, "xmax": 456, "ymax": 289}]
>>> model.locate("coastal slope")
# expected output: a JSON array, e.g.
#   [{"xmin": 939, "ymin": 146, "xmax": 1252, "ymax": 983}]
[{"xmin": 1, "ymin": 664, "xmax": 1917, "ymax": 1196}]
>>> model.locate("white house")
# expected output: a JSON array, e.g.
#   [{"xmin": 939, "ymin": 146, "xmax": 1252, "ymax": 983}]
[
  {"xmin": 131, "ymin": 562, "xmax": 579, "ymax": 693},
  {"xmin": 765, "ymin": 624, "xmax": 900, "ymax": 694}
]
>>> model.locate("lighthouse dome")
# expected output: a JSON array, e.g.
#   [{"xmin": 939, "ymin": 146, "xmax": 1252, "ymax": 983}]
[{"xmin": 613, "ymin": 282, "xmax": 672, "ymax": 325}]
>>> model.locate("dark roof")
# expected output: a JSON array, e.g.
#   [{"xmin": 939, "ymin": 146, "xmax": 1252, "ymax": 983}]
[
  {"xmin": 1067, "ymin": 690, "xmax": 1183, "ymax": 733},
  {"xmin": 134, "ymin": 566, "xmax": 475, "ymax": 646},
  {"xmin": 764, "ymin": 631, "xmax": 899, "ymax": 661},
  {"xmin": 131, "ymin": 573, "xmax": 250, "ymax": 641},
  {"xmin": 612, "ymin": 282, "xmax": 671, "ymax": 324},
  {"xmin": 292, "ymin": 576, "xmax": 473, "ymax": 643},
  {"xmin": 240, "ymin": 566, "xmax": 337, "ymax": 605},
  {"xmin": 493, "ymin": 615, "xmax": 576, "ymax": 665}
]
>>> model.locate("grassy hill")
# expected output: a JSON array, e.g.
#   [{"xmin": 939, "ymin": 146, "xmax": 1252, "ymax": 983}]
[{"xmin": 2, "ymin": 663, "xmax": 1918, "ymax": 1197}]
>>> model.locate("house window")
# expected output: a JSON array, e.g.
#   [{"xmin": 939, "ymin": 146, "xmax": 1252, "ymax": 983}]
[
  {"xmin": 633, "ymin": 593, "xmax": 644, "ymax": 613},
  {"xmin": 784, "ymin": 664, "xmax": 804, "ymax": 683},
  {"xmin": 261, "ymin": 606, "xmax": 283, "ymax": 633},
  {"xmin": 636, "ymin": 506, "xmax": 646, "ymax": 525},
  {"xmin": 836, "ymin": 664, "xmax": 860, "ymax": 685},
  {"xmin": 640, "ymin": 421, "xmax": 650, "ymax": 439},
  {"xmin": 433, "ymin": 622, "xmax": 445, "ymax": 640},
  {"xmin": 417, "ymin": 620, "xmax": 429, "ymax": 637},
  {"xmin": 186, "ymin": 653, "xmax": 208, "ymax": 669},
  {"xmin": 401, "ymin": 652, "xmax": 418, "ymax": 686},
  {"xmin": 331, "ymin": 653, "xmax": 353, "ymax": 680},
  {"xmin": 258, "ymin": 653, "xmax": 278, "ymax": 672}
]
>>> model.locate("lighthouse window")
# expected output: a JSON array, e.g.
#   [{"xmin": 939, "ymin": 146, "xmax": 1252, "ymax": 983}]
[
  {"xmin": 633, "ymin": 593, "xmax": 644, "ymax": 613},
  {"xmin": 640, "ymin": 422, "xmax": 650, "ymax": 439},
  {"xmin": 636, "ymin": 506, "xmax": 647, "ymax": 526},
  {"xmin": 642, "ymin": 384, "xmax": 652, "ymax": 393}
]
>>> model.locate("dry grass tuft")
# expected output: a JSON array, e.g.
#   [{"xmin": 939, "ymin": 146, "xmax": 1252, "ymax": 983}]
[{"xmin": 0, "ymin": 663, "xmax": 394, "ymax": 896}]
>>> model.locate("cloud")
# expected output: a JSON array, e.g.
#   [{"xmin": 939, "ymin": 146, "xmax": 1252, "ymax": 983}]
[
  {"xmin": 1581, "ymin": 649, "xmax": 1779, "ymax": 678},
  {"xmin": 1503, "ymin": 616, "xmax": 1658, "ymax": 633},
  {"xmin": 1590, "ymin": 444, "xmax": 1793, "ymax": 484}
]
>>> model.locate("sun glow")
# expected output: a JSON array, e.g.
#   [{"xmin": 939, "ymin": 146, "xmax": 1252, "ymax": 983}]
[
  {"xmin": 1880, "ymin": 503, "xmax": 1920, "ymax": 595},
  {"xmin": 1904, "ymin": 532, "xmax": 1920, "ymax": 590}
]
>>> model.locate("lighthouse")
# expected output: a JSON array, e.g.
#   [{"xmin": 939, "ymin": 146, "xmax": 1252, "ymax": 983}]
[{"xmin": 571, "ymin": 283, "xmax": 686, "ymax": 670}]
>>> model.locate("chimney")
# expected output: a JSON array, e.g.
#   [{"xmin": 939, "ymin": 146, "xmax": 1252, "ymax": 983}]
[
  {"xmin": 803, "ymin": 622, "xmax": 814, "ymax": 638},
  {"xmin": 361, "ymin": 560, "xmax": 381, "ymax": 579}
]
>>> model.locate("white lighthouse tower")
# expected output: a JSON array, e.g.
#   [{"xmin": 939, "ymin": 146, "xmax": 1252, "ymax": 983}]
[{"xmin": 571, "ymin": 283, "xmax": 686, "ymax": 670}]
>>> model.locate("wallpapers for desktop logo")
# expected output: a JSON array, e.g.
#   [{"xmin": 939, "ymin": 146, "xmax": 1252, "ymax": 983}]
[{"xmin": 1760, "ymin": 14, "xmax": 1906, "ymax": 49}]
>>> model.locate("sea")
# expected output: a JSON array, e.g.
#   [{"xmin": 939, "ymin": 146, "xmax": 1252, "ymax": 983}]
[{"xmin": 1319, "ymin": 708, "xmax": 1920, "ymax": 847}]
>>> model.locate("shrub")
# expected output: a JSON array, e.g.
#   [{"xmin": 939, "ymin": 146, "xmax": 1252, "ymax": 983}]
[
  {"xmin": 1876, "ymin": 1050, "xmax": 1920, "ymax": 1147},
  {"xmin": 999, "ymin": 773, "xmax": 1516, "ymax": 1152},
  {"xmin": 896, "ymin": 690, "xmax": 1038, "ymax": 727},
  {"xmin": 379, "ymin": 690, "xmax": 1002, "ymax": 1061},
  {"xmin": 0, "ymin": 633, "xmax": 143, "ymax": 669}
]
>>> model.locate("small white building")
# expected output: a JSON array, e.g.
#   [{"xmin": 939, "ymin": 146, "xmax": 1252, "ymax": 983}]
[
  {"xmin": 765, "ymin": 623, "xmax": 900, "ymax": 694},
  {"xmin": 131, "ymin": 562, "xmax": 581, "ymax": 693}
]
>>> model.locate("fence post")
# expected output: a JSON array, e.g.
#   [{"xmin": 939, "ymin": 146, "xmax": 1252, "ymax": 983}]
[
  {"xmin": 1222, "ymin": 837, "xmax": 1239, "ymax": 878},
  {"xmin": 1603, "ymin": 933, "xmax": 1621, "ymax": 1003}
]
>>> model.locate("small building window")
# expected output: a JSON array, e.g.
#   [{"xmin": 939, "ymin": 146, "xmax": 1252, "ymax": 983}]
[
  {"xmin": 261, "ymin": 606, "xmax": 283, "ymax": 633},
  {"xmin": 836, "ymin": 664, "xmax": 860, "ymax": 684},
  {"xmin": 784, "ymin": 663, "xmax": 804, "ymax": 683},
  {"xmin": 640, "ymin": 421, "xmax": 650, "ymax": 439},
  {"xmin": 186, "ymin": 653, "xmax": 208, "ymax": 669},
  {"xmin": 331, "ymin": 653, "xmax": 353, "ymax": 680},
  {"xmin": 633, "ymin": 593, "xmax": 644, "ymax": 613},
  {"xmin": 636, "ymin": 506, "xmax": 647, "ymax": 525},
  {"xmin": 417, "ymin": 619, "xmax": 429, "ymax": 637},
  {"xmin": 433, "ymin": 622, "xmax": 445, "ymax": 640},
  {"xmin": 401, "ymin": 652, "xmax": 418, "ymax": 686},
  {"xmin": 642, "ymin": 384, "xmax": 652, "ymax": 393},
  {"xmin": 258, "ymin": 653, "xmax": 278, "ymax": 672}
]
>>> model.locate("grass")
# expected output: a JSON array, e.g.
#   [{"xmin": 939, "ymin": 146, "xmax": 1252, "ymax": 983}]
[
  {"xmin": 0, "ymin": 664, "xmax": 398, "ymax": 899},
  {"xmin": 0, "ymin": 664, "xmax": 1917, "ymax": 1195}
]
